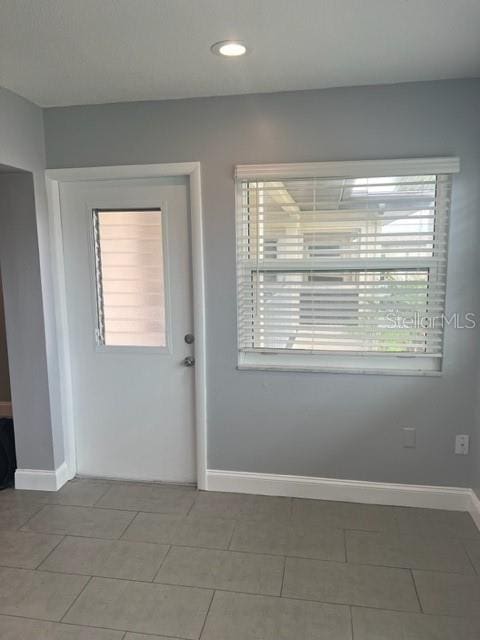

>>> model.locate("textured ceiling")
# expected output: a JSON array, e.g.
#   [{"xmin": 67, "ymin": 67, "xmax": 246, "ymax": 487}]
[{"xmin": 0, "ymin": 0, "xmax": 479, "ymax": 107}]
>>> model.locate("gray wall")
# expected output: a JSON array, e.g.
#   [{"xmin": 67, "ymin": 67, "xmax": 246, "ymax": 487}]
[
  {"xmin": 44, "ymin": 79, "xmax": 480, "ymax": 487},
  {"xmin": 0, "ymin": 268, "xmax": 11, "ymax": 400},
  {"xmin": 0, "ymin": 86, "xmax": 64, "ymax": 470},
  {"xmin": 473, "ymin": 429, "xmax": 480, "ymax": 500},
  {"xmin": 472, "ymin": 365, "xmax": 480, "ymax": 499},
  {"xmin": 0, "ymin": 172, "xmax": 54, "ymax": 467}
]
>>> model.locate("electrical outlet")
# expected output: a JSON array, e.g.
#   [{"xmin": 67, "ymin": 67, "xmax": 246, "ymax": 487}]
[
  {"xmin": 402, "ymin": 427, "xmax": 416, "ymax": 448},
  {"xmin": 455, "ymin": 435, "xmax": 469, "ymax": 455}
]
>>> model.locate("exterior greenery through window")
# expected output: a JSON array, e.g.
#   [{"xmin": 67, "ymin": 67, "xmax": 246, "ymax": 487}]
[{"xmin": 235, "ymin": 160, "xmax": 456, "ymax": 374}]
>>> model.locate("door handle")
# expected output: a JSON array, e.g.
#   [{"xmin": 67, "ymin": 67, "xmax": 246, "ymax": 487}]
[{"xmin": 183, "ymin": 356, "xmax": 195, "ymax": 367}]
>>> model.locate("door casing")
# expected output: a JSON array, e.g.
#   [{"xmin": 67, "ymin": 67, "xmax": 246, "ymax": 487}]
[{"xmin": 45, "ymin": 163, "xmax": 207, "ymax": 489}]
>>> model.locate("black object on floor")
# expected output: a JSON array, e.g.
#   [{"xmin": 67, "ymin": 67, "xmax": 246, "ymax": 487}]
[{"xmin": 0, "ymin": 417, "xmax": 16, "ymax": 489}]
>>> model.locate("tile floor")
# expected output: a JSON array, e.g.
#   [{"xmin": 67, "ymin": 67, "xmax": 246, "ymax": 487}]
[{"xmin": 0, "ymin": 478, "xmax": 480, "ymax": 638}]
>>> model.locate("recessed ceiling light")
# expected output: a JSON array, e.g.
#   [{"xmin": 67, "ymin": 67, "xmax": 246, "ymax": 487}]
[{"xmin": 211, "ymin": 41, "xmax": 249, "ymax": 57}]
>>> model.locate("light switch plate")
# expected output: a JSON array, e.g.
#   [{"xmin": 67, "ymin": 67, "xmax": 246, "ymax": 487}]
[{"xmin": 455, "ymin": 434, "xmax": 469, "ymax": 455}]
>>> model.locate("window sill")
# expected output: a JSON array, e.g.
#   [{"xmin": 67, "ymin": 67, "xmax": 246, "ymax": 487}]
[
  {"xmin": 237, "ymin": 363, "xmax": 442, "ymax": 377},
  {"xmin": 238, "ymin": 353, "xmax": 442, "ymax": 377}
]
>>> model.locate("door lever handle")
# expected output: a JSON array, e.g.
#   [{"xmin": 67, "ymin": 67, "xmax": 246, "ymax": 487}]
[{"xmin": 183, "ymin": 356, "xmax": 195, "ymax": 367}]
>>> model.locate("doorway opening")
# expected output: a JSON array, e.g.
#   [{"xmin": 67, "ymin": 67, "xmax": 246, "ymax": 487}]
[{"xmin": 0, "ymin": 266, "xmax": 11, "ymax": 418}]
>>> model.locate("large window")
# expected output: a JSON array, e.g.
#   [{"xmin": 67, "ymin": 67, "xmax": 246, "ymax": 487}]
[
  {"xmin": 235, "ymin": 159, "xmax": 458, "ymax": 374},
  {"xmin": 93, "ymin": 209, "xmax": 167, "ymax": 348}
]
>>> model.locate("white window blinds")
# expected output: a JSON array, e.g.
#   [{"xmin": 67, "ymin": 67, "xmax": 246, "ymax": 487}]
[
  {"xmin": 93, "ymin": 209, "xmax": 166, "ymax": 348},
  {"xmin": 235, "ymin": 159, "xmax": 458, "ymax": 373}
]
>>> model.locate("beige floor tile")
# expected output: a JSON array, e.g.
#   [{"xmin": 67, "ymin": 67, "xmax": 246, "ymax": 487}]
[
  {"xmin": 96, "ymin": 483, "xmax": 196, "ymax": 514},
  {"xmin": 64, "ymin": 576, "xmax": 212, "ymax": 638},
  {"xmin": 200, "ymin": 591, "xmax": 352, "ymax": 640},
  {"xmin": 190, "ymin": 491, "xmax": 291, "ymax": 521},
  {"xmin": 0, "ymin": 500, "xmax": 43, "ymax": 531},
  {"xmin": 0, "ymin": 567, "xmax": 88, "ymax": 621},
  {"xmin": 0, "ymin": 614, "xmax": 123, "ymax": 639},
  {"xmin": 394, "ymin": 507, "xmax": 480, "ymax": 539},
  {"xmin": 23, "ymin": 504, "xmax": 135, "ymax": 538},
  {"xmin": 463, "ymin": 538, "xmax": 480, "ymax": 573},
  {"xmin": 346, "ymin": 530, "xmax": 474, "ymax": 573},
  {"xmin": 124, "ymin": 636, "xmax": 183, "ymax": 640},
  {"xmin": 122, "ymin": 512, "xmax": 234, "ymax": 549},
  {"xmin": 283, "ymin": 557, "xmax": 420, "ymax": 611},
  {"xmin": 230, "ymin": 519, "xmax": 345, "ymax": 560},
  {"xmin": 292, "ymin": 499, "xmax": 397, "ymax": 531},
  {"xmin": 0, "ymin": 530, "xmax": 63, "ymax": 568},
  {"xmin": 413, "ymin": 569, "xmax": 480, "ymax": 617},
  {"xmin": 352, "ymin": 607, "xmax": 480, "ymax": 640},
  {"xmin": 39, "ymin": 535, "xmax": 169, "ymax": 581},
  {"xmin": 0, "ymin": 489, "xmax": 40, "ymax": 505},
  {"xmin": 50, "ymin": 479, "xmax": 112, "ymax": 506},
  {"xmin": 122, "ymin": 512, "xmax": 180, "ymax": 542},
  {"xmin": 165, "ymin": 514, "xmax": 235, "ymax": 549},
  {"xmin": 10, "ymin": 479, "xmax": 113, "ymax": 507},
  {"xmin": 155, "ymin": 545, "xmax": 284, "ymax": 595},
  {"xmin": 3, "ymin": 479, "xmax": 477, "ymax": 638}
]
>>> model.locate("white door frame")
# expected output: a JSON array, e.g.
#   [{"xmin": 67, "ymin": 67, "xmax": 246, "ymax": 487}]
[{"xmin": 45, "ymin": 163, "xmax": 207, "ymax": 489}]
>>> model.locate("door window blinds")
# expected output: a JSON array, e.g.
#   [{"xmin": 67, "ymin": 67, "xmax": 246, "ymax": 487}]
[
  {"xmin": 235, "ymin": 159, "xmax": 458, "ymax": 373},
  {"xmin": 93, "ymin": 209, "xmax": 166, "ymax": 348}
]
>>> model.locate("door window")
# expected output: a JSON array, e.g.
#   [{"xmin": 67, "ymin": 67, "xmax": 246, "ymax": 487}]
[{"xmin": 93, "ymin": 209, "xmax": 166, "ymax": 347}]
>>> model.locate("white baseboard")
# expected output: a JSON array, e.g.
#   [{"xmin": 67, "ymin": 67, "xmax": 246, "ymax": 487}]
[
  {"xmin": 0, "ymin": 401, "xmax": 12, "ymax": 417},
  {"xmin": 468, "ymin": 489, "xmax": 480, "ymax": 530},
  {"xmin": 15, "ymin": 462, "xmax": 72, "ymax": 491},
  {"xmin": 206, "ymin": 469, "xmax": 472, "ymax": 512}
]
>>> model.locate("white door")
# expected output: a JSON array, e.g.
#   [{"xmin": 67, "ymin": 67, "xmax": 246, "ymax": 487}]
[{"xmin": 59, "ymin": 177, "xmax": 196, "ymax": 483}]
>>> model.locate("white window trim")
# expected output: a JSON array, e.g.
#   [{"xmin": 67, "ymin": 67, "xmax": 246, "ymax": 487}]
[
  {"xmin": 235, "ymin": 157, "xmax": 460, "ymax": 376},
  {"xmin": 235, "ymin": 157, "xmax": 460, "ymax": 180}
]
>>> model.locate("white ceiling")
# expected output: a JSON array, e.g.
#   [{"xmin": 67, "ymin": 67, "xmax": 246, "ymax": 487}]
[{"xmin": 0, "ymin": 0, "xmax": 479, "ymax": 108}]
